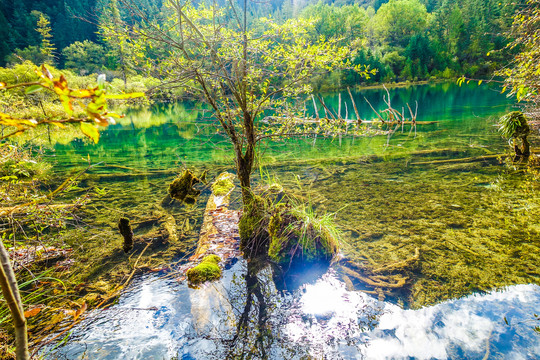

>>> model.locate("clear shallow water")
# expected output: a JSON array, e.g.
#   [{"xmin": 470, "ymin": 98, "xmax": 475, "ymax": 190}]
[
  {"xmin": 45, "ymin": 82, "xmax": 540, "ymax": 359},
  {"xmin": 49, "ymin": 82, "xmax": 516, "ymax": 172},
  {"xmin": 47, "ymin": 263, "xmax": 540, "ymax": 359}
]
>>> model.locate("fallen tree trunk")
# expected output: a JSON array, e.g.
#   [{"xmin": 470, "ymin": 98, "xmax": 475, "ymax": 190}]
[{"xmin": 0, "ymin": 204, "xmax": 80, "ymax": 218}]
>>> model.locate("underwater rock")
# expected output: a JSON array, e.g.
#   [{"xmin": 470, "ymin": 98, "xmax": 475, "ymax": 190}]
[
  {"xmin": 118, "ymin": 217, "xmax": 134, "ymax": 253},
  {"xmin": 168, "ymin": 169, "xmax": 201, "ymax": 204},
  {"xmin": 186, "ymin": 255, "xmax": 222, "ymax": 284},
  {"xmin": 160, "ymin": 194, "xmax": 176, "ymax": 208}
]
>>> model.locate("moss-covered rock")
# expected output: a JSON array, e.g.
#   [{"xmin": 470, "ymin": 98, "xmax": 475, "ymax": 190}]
[
  {"xmin": 211, "ymin": 173, "xmax": 234, "ymax": 196},
  {"xmin": 168, "ymin": 169, "xmax": 201, "ymax": 204},
  {"xmin": 186, "ymin": 255, "xmax": 222, "ymax": 284}
]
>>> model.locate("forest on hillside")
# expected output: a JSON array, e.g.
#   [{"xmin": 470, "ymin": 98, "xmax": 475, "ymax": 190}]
[{"xmin": 0, "ymin": 0, "xmax": 518, "ymax": 87}]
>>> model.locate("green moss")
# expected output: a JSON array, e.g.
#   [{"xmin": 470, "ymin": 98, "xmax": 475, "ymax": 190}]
[
  {"xmin": 498, "ymin": 111, "xmax": 529, "ymax": 139},
  {"xmin": 268, "ymin": 212, "xmax": 286, "ymax": 262},
  {"xmin": 239, "ymin": 195, "xmax": 267, "ymax": 251},
  {"xmin": 186, "ymin": 255, "xmax": 222, "ymax": 284},
  {"xmin": 266, "ymin": 203, "xmax": 340, "ymax": 265},
  {"xmin": 168, "ymin": 169, "xmax": 201, "ymax": 204},
  {"xmin": 211, "ymin": 173, "xmax": 234, "ymax": 196}
]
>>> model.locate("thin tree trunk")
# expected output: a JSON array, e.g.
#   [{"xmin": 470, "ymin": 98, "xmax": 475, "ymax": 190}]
[
  {"xmin": 0, "ymin": 242, "xmax": 29, "ymax": 360},
  {"xmin": 236, "ymin": 145, "xmax": 254, "ymax": 204}
]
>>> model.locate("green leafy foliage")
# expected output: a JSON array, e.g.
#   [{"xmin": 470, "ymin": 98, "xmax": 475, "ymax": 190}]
[
  {"xmin": 371, "ymin": 0, "xmax": 428, "ymax": 48},
  {"xmin": 496, "ymin": 0, "xmax": 540, "ymax": 105},
  {"xmin": 0, "ymin": 64, "xmax": 144, "ymax": 141}
]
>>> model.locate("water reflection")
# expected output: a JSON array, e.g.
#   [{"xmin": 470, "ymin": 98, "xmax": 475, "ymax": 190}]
[
  {"xmin": 364, "ymin": 284, "xmax": 540, "ymax": 359},
  {"xmin": 49, "ymin": 82, "xmax": 515, "ymax": 173},
  {"xmin": 47, "ymin": 262, "xmax": 540, "ymax": 360}
]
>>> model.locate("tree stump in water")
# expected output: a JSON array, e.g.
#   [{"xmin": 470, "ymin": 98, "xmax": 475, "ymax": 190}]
[
  {"xmin": 499, "ymin": 111, "xmax": 531, "ymax": 157},
  {"xmin": 118, "ymin": 217, "xmax": 134, "ymax": 253}
]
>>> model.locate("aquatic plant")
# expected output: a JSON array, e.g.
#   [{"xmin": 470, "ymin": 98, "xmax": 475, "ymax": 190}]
[
  {"xmin": 268, "ymin": 202, "xmax": 341, "ymax": 267},
  {"xmin": 186, "ymin": 255, "xmax": 222, "ymax": 284},
  {"xmin": 238, "ymin": 183, "xmax": 341, "ymax": 274},
  {"xmin": 498, "ymin": 111, "xmax": 530, "ymax": 156}
]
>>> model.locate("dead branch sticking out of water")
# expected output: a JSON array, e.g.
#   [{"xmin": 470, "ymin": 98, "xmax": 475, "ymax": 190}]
[{"xmin": 263, "ymin": 87, "xmax": 429, "ymax": 136}]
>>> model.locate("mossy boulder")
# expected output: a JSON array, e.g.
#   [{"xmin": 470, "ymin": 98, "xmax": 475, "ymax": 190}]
[
  {"xmin": 186, "ymin": 255, "xmax": 222, "ymax": 284},
  {"xmin": 211, "ymin": 173, "xmax": 234, "ymax": 196}
]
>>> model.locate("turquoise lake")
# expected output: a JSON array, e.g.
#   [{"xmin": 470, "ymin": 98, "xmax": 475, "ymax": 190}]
[{"xmin": 46, "ymin": 82, "xmax": 540, "ymax": 359}]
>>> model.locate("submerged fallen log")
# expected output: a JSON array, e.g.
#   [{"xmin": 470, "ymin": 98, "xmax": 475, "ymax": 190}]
[
  {"xmin": 340, "ymin": 265, "xmax": 408, "ymax": 289},
  {"xmin": 177, "ymin": 172, "xmax": 242, "ymax": 286},
  {"xmin": 372, "ymin": 247, "xmax": 420, "ymax": 273},
  {"xmin": 0, "ymin": 203, "xmax": 81, "ymax": 218},
  {"xmin": 410, "ymin": 154, "xmax": 502, "ymax": 165}
]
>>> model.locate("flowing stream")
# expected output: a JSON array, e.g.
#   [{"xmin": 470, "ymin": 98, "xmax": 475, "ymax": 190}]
[{"xmin": 45, "ymin": 82, "xmax": 540, "ymax": 359}]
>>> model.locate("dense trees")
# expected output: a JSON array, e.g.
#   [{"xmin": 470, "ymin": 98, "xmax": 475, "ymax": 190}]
[
  {"xmin": 371, "ymin": 0, "xmax": 428, "ymax": 48},
  {"xmin": 0, "ymin": 0, "xmax": 99, "ymax": 66},
  {"xmin": 62, "ymin": 41, "xmax": 107, "ymax": 75},
  {"xmin": 0, "ymin": 0, "xmax": 518, "ymax": 85}
]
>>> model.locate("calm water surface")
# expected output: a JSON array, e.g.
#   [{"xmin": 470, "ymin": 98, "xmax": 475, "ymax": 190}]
[{"xmin": 47, "ymin": 83, "xmax": 540, "ymax": 359}]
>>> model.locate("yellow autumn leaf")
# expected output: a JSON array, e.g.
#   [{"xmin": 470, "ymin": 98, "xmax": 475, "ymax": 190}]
[
  {"xmin": 80, "ymin": 122, "xmax": 100, "ymax": 144},
  {"xmin": 24, "ymin": 307, "xmax": 41, "ymax": 318},
  {"xmin": 73, "ymin": 302, "xmax": 87, "ymax": 321}
]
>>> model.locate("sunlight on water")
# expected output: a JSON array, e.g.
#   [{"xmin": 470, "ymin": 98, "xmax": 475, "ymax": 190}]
[
  {"xmin": 364, "ymin": 283, "xmax": 540, "ymax": 359},
  {"xmin": 291, "ymin": 275, "xmax": 540, "ymax": 360},
  {"xmin": 48, "ymin": 267, "xmax": 540, "ymax": 360}
]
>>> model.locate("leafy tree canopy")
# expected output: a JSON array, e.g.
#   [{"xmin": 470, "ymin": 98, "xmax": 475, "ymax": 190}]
[{"xmin": 371, "ymin": 0, "xmax": 428, "ymax": 47}]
